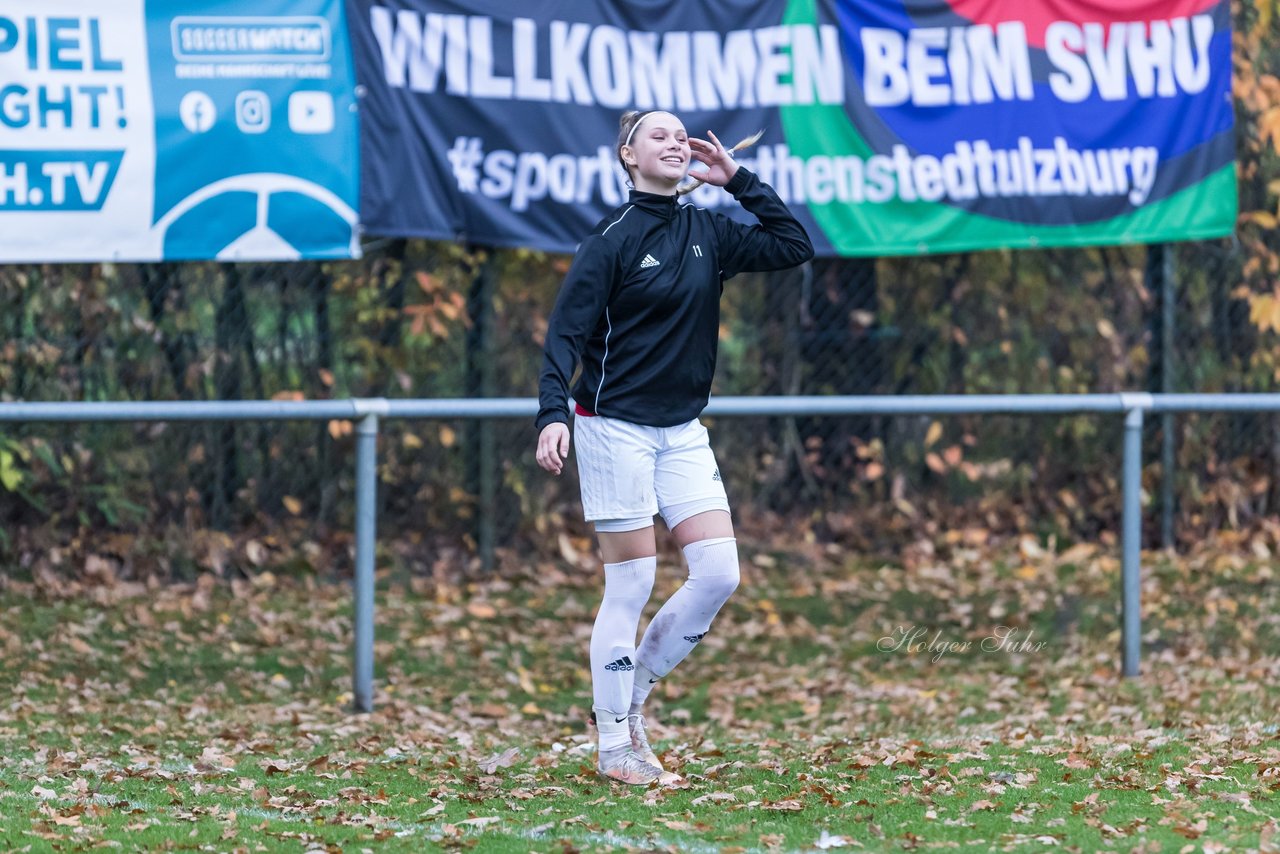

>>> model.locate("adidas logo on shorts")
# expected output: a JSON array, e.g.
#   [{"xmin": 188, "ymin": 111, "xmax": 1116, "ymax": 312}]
[
  {"xmin": 712, "ymin": 469, "xmax": 721, "ymax": 482},
  {"xmin": 605, "ymin": 655, "xmax": 635, "ymax": 671},
  {"xmin": 639, "ymin": 254, "xmax": 660, "ymax": 269},
  {"xmin": 683, "ymin": 633, "xmax": 706, "ymax": 644}
]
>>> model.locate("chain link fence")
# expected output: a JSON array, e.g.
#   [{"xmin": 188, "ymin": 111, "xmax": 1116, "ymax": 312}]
[
  {"xmin": 4, "ymin": 0, "xmax": 1279, "ymax": 577},
  {"xmin": 0, "ymin": 233, "xmax": 1266, "ymax": 575}
]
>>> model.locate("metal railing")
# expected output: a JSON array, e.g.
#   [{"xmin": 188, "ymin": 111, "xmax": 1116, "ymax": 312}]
[{"xmin": 6, "ymin": 392, "xmax": 1280, "ymax": 711}]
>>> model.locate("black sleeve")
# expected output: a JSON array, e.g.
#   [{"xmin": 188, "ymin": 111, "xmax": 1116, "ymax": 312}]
[
  {"xmin": 711, "ymin": 166, "xmax": 814, "ymax": 280},
  {"xmin": 536, "ymin": 235, "xmax": 618, "ymax": 431}
]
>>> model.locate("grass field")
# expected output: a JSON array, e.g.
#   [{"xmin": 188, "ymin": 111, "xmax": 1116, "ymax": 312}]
[{"xmin": 1, "ymin": 533, "xmax": 1279, "ymax": 851}]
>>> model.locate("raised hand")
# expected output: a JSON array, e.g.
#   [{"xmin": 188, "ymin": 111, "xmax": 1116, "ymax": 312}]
[{"xmin": 688, "ymin": 131, "xmax": 740, "ymax": 187}]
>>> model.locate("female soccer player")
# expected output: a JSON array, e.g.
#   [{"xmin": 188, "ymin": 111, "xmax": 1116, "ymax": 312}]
[{"xmin": 535, "ymin": 109, "xmax": 813, "ymax": 785}]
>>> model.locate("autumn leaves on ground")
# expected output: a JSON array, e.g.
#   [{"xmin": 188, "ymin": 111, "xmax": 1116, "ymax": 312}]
[{"xmin": 1, "ymin": 528, "xmax": 1279, "ymax": 852}]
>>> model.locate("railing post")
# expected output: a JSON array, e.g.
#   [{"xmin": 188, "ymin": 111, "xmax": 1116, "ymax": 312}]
[
  {"xmin": 353, "ymin": 400, "xmax": 387, "ymax": 713},
  {"xmin": 465, "ymin": 249, "xmax": 498, "ymax": 573},
  {"xmin": 1120, "ymin": 394, "xmax": 1151, "ymax": 677}
]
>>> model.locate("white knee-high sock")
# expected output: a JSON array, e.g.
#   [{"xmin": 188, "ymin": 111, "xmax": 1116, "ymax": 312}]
[
  {"xmin": 591, "ymin": 556, "xmax": 655, "ymax": 751},
  {"xmin": 631, "ymin": 537, "xmax": 739, "ymax": 711}
]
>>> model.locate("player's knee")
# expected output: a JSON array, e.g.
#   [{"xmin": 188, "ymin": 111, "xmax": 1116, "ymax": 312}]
[
  {"xmin": 705, "ymin": 565, "xmax": 740, "ymax": 602},
  {"xmin": 684, "ymin": 537, "xmax": 740, "ymax": 602}
]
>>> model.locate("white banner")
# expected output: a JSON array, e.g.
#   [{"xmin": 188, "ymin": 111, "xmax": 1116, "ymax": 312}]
[{"xmin": 0, "ymin": 0, "xmax": 359, "ymax": 262}]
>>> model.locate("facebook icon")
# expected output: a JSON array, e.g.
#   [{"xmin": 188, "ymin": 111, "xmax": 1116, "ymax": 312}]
[{"xmin": 178, "ymin": 91, "xmax": 215, "ymax": 133}]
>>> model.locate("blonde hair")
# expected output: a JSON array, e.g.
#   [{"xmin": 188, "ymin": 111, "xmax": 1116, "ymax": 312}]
[
  {"xmin": 615, "ymin": 110, "xmax": 654, "ymax": 181},
  {"xmin": 615, "ymin": 110, "xmax": 764, "ymax": 196}
]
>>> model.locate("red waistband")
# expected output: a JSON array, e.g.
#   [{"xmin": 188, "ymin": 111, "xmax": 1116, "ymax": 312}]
[{"xmin": 575, "ymin": 402, "xmax": 596, "ymax": 417}]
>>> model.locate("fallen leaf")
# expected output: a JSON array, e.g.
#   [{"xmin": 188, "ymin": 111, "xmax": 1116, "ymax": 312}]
[
  {"xmin": 477, "ymin": 747, "xmax": 520, "ymax": 774},
  {"xmin": 466, "ymin": 602, "xmax": 497, "ymax": 619},
  {"xmin": 457, "ymin": 816, "xmax": 501, "ymax": 829},
  {"xmin": 763, "ymin": 799, "xmax": 804, "ymax": 811},
  {"xmin": 815, "ymin": 830, "xmax": 851, "ymax": 849},
  {"xmin": 925, "ymin": 421, "xmax": 943, "ymax": 447},
  {"xmin": 1260, "ymin": 819, "xmax": 1279, "ymax": 853}
]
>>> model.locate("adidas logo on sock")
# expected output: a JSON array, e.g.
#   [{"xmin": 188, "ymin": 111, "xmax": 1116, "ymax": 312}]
[
  {"xmin": 605, "ymin": 655, "xmax": 635, "ymax": 672},
  {"xmin": 639, "ymin": 254, "xmax": 660, "ymax": 269},
  {"xmin": 683, "ymin": 632, "xmax": 706, "ymax": 644}
]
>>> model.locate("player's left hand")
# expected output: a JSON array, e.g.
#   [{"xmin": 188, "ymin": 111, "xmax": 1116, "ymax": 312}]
[{"xmin": 688, "ymin": 131, "xmax": 739, "ymax": 187}]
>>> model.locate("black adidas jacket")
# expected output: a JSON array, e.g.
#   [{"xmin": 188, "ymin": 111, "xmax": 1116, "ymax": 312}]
[{"xmin": 536, "ymin": 167, "xmax": 813, "ymax": 431}]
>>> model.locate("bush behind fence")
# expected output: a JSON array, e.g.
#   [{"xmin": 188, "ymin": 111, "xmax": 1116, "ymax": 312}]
[{"xmin": 0, "ymin": 237, "xmax": 1270, "ymax": 571}]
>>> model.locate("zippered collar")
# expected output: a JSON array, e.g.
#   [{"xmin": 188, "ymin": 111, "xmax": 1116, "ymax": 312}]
[{"xmin": 628, "ymin": 188, "xmax": 682, "ymax": 222}]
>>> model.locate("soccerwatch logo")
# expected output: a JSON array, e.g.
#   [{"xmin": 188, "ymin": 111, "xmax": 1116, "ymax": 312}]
[{"xmin": 171, "ymin": 17, "xmax": 331, "ymax": 62}]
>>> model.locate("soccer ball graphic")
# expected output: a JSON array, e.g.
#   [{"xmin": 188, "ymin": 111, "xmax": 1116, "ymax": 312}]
[{"xmin": 151, "ymin": 173, "xmax": 359, "ymax": 260}]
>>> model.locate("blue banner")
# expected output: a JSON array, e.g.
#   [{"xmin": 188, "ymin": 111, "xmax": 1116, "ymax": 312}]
[{"xmin": 0, "ymin": 0, "xmax": 360, "ymax": 262}]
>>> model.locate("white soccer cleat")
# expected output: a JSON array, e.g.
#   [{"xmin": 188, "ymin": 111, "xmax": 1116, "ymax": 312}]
[
  {"xmin": 597, "ymin": 745, "xmax": 665, "ymax": 785},
  {"xmin": 590, "ymin": 710, "xmax": 681, "ymax": 785}
]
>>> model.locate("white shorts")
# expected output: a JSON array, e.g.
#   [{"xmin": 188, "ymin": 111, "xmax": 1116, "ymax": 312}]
[{"xmin": 573, "ymin": 413, "xmax": 729, "ymax": 530}]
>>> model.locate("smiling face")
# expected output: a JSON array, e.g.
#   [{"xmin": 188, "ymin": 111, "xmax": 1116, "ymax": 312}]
[{"xmin": 620, "ymin": 112, "xmax": 689, "ymax": 194}]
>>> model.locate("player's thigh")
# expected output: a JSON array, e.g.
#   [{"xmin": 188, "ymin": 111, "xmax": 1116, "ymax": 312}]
[
  {"xmin": 575, "ymin": 414, "xmax": 660, "ymax": 522},
  {"xmin": 654, "ymin": 419, "xmax": 730, "ymax": 524},
  {"xmin": 671, "ymin": 509, "xmax": 734, "ymax": 549},
  {"xmin": 597, "ymin": 525, "xmax": 658, "ymax": 564}
]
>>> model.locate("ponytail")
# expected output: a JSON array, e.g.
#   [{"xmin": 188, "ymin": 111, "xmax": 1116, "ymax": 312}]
[{"xmin": 676, "ymin": 129, "xmax": 765, "ymax": 196}]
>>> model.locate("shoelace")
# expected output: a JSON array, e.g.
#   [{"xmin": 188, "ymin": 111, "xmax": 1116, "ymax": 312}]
[{"xmin": 628, "ymin": 714, "xmax": 657, "ymax": 758}]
